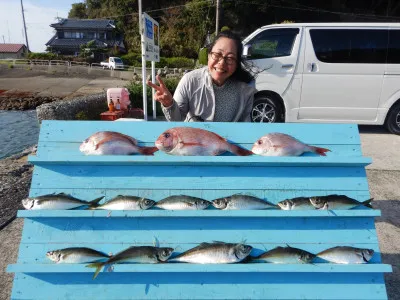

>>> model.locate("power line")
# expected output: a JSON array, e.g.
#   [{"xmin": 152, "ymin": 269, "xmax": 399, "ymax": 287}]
[{"xmin": 230, "ymin": 0, "xmax": 400, "ymax": 22}]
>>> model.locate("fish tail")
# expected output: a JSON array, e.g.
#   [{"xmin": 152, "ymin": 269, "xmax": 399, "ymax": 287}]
[
  {"xmin": 310, "ymin": 146, "xmax": 331, "ymax": 156},
  {"xmin": 88, "ymin": 196, "xmax": 104, "ymax": 208},
  {"xmin": 228, "ymin": 144, "xmax": 253, "ymax": 156},
  {"xmin": 86, "ymin": 262, "xmax": 105, "ymax": 279},
  {"xmin": 362, "ymin": 198, "xmax": 374, "ymax": 208},
  {"xmin": 138, "ymin": 146, "xmax": 159, "ymax": 156}
]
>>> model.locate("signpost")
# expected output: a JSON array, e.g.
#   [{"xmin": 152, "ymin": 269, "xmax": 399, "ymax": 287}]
[{"xmin": 140, "ymin": 11, "xmax": 160, "ymax": 121}]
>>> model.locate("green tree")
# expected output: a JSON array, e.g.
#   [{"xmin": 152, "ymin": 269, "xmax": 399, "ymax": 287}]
[{"xmin": 68, "ymin": 3, "xmax": 88, "ymax": 19}]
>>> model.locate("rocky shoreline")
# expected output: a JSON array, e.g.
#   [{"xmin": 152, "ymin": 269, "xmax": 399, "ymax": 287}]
[
  {"xmin": 0, "ymin": 146, "xmax": 36, "ymax": 229},
  {"xmin": 0, "ymin": 92, "xmax": 63, "ymax": 110}
]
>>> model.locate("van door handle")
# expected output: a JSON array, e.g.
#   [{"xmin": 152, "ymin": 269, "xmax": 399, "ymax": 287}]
[
  {"xmin": 281, "ymin": 64, "xmax": 293, "ymax": 69},
  {"xmin": 308, "ymin": 63, "xmax": 318, "ymax": 72}
]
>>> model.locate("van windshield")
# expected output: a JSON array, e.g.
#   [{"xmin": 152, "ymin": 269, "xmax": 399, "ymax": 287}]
[
  {"xmin": 245, "ymin": 28, "xmax": 299, "ymax": 59},
  {"xmin": 114, "ymin": 58, "xmax": 123, "ymax": 64}
]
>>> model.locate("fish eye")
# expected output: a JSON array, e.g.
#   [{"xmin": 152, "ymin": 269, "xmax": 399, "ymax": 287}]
[
  {"xmin": 257, "ymin": 140, "xmax": 263, "ymax": 145},
  {"xmin": 145, "ymin": 200, "xmax": 151, "ymax": 205},
  {"xmin": 164, "ymin": 133, "xmax": 170, "ymax": 138},
  {"xmin": 162, "ymin": 250, "xmax": 169, "ymax": 256}
]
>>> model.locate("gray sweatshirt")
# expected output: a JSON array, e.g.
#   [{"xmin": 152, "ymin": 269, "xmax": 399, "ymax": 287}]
[{"xmin": 162, "ymin": 67, "xmax": 256, "ymax": 122}]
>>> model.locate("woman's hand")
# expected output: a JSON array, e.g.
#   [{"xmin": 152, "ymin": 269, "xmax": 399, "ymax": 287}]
[{"xmin": 146, "ymin": 75, "xmax": 174, "ymax": 107}]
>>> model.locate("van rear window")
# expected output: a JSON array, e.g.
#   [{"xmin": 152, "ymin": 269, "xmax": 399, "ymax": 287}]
[{"xmin": 310, "ymin": 29, "xmax": 388, "ymax": 64}]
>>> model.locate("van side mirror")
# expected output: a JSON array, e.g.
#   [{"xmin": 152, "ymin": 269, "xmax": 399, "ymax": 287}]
[{"xmin": 242, "ymin": 44, "xmax": 252, "ymax": 58}]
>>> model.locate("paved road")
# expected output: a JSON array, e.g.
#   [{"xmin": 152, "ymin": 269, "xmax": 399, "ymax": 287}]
[{"xmin": 0, "ymin": 69, "xmax": 129, "ymax": 98}]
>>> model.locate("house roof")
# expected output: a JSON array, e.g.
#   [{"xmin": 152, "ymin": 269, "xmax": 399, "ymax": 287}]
[
  {"xmin": 46, "ymin": 38, "xmax": 108, "ymax": 48},
  {"xmin": 46, "ymin": 37, "xmax": 125, "ymax": 51},
  {"xmin": 50, "ymin": 19, "xmax": 116, "ymax": 30},
  {"xmin": 0, "ymin": 44, "xmax": 25, "ymax": 53}
]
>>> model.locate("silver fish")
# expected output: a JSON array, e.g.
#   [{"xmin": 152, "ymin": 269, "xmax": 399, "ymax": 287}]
[
  {"xmin": 46, "ymin": 247, "xmax": 110, "ymax": 264},
  {"xmin": 212, "ymin": 194, "xmax": 277, "ymax": 210},
  {"xmin": 309, "ymin": 195, "xmax": 373, "ymax": 210},
  {"xmin": 277, "ymin": 197, "xmax": 316, "ymax": 210},
  {"xmin": 22, "ymin": 193, "xmax": 104, "ymax": 210},
  {"xmin": 155, "ymin": 195, "xmax": 211, "ymax": 210},
  {"xmin": 168, "ymin": 242, "xmax": 252, "ymax": 264},
  {"xmin": 94, "ymin": 196, "xmax": 155, "ymax": 210},
  {"xmin": 251, "ymin": 246, "xmax": 315, "ymax": 264},
  {"xmin": 316, "ymin": 246, "xmax": 374, "ymax": 264},
  {"xmin": 87, "ymin": 246, "xmax": 174, "ymax": 279},
  {"xmin": 251, "ymin": 133, "xmax": 330, "ymax": 156},
  {"xmin": 79, "ymin": 131, "xmax": 158, "ymax": 155}
]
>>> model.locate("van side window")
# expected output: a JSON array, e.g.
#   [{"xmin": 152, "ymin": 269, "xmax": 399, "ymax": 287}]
[
  {"xmin": 245, "ymin": 28, "xmax": 299, "ymax": 59},
  {"xmin": 310, "ymin": 29, "xmax": 388, "ymax": 64},
  {"xmin": 388, "ymin": 30, "xmax": 400, "ymax": 64}
]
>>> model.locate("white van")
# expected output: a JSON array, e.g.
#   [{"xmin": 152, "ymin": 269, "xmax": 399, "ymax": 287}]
[{"xmin": 242, "ymin": 23, "xmax": 400, "ymax": 134}]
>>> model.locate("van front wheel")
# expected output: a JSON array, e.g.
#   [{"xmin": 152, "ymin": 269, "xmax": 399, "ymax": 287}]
[
  {"xmin": 385, "ymin": 103, "xmax": 400, "ymax": 135},
  {"xmin": 251, "ymin": 94, "xmax": 283, "ymax": 123}
]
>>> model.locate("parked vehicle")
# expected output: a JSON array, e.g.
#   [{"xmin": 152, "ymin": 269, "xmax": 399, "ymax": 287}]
[
  {"xmin": 100, "ymin": 57, "xmax": 124, "ymax": 70},
  {"xmin": 242, "ymin": 23, "xmax": 400, "ymax": 134}
]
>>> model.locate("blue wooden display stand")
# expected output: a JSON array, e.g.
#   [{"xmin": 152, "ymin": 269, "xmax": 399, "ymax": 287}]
[{"xmin": 7, "ymin": 121, "xmax": 392, "ymax": 299}]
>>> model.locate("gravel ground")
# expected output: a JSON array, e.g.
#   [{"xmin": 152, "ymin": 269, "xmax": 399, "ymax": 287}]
[{"xmin": 0, "ymin": 146, "xmax": 35, "ymax": 229}]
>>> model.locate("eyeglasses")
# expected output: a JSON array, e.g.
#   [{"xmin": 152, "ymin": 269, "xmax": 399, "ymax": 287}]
[{"xmin": 210, "ymin": 52, "xmax": 237, "ymax": 65}]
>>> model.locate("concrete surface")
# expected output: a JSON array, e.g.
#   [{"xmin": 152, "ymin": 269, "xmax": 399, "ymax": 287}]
[
  {"xmin": 0, "ymin": 73, "xmax": 398, "ymax": 299},
  {"xmin": 0, "ymin": 69, "xmax": 129, "ymax": 99}
]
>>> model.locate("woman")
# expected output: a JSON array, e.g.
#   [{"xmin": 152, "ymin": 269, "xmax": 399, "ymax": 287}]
[{"xmin": 146, "ymin": 30, "xmax": 256, "ymax": 122}]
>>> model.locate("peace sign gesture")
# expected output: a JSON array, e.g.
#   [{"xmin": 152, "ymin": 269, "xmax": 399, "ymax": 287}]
[{"xmin": 146, "ymin": 75, "xmax": 174, "ymax": 107}]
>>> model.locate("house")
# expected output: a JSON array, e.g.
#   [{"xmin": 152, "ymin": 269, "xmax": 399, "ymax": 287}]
[
  {"xmin": 0, "ymin": 44, "xmax": 28, "ymax": 59},
  {"xmin": 46, "ymin": 19, "xmax": 125, "ymax": 57}
]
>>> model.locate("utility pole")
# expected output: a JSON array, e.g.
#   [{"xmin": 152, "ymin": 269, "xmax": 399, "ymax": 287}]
[
  {"xmin": 20, "ymin": 0, "xmax": 30, "ymax": 51},
  {"xmin": 215, "ymin": 0, "xmax": 220, "ymax": 35}
]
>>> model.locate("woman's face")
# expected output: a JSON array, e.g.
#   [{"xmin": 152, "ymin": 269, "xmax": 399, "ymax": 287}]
[{"xmin": 208, "ymin": 37, "xmax": 238, "ymax": 86}]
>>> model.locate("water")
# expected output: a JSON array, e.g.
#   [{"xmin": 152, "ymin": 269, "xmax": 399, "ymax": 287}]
[{"xmin": 0, "ymin": 110, "xmax": 40, "ymax": 159}]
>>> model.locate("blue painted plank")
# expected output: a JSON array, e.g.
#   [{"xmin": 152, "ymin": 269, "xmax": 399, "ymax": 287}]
[
  {"xmin": 29, "ymin": 155, "xmax": 372, "ymax": 167},
  {"xmin": 30, "ymin": 165, "xmax": 370, "ymax": 191},
  {"xmin": 18, "ymin": 217, "xmax": 379, "ymax": 245},
  {"xmin": 10, "ymin": 272, "xmax": 388, "ymax": 299},
  {"xmin": 38, "ymin": 121, "xmax": 361, "ymax": 145},
  {"xmin": 17, "ymin": 210, "xmax": 381, "ymax": 218},
  {"xmin": 7, "ymin": 263, "xmax": 392, "ymax": 273}
]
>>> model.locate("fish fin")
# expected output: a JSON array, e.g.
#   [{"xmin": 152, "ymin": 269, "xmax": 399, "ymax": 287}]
[
  {"xmin": 310, "ymin": 146, "xmax": 331, "ymax": 156},
  {"xmin": 362, "ymin": 198, "xmax": 374, "ymax": 208},
  {"xmin": 94, "ymin": 137, "xmax": 117, "ymax": 149},
  {"xmin": 88, "ymin": 196, "xmax": 104, "ymax": 208},
  {"xmin": 212, "ymin": 241, "xmax": 227, "ymax": 245},
  {"xmin": 181, "ymin": 142, "xmax": 204, "ymax": 147},
  {"xmin": 86, "ymin": 262, "xmax": 105, "ymax": 280},
  {"xmin": 116, "ymin": 133, "xmax": 138, "ymax": 145},
  {"xmin": 241, "ymin": 256, "xmax": 253, "ymax": 263},
  {"xmin": 153, "ymin": 236, "xmax": 160, "ymax": 247},
  {"xmin": 228, "ymin": 144, "xmax": 253, "ymax": 156},
  {"xmin": 138, "ymin": 146, "xmax": 159, "ymax": 156}
]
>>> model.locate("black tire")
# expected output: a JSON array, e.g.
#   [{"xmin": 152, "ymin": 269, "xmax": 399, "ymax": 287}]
[
  {"xmin": 385, "ymin": 102, "xmax": 400, "ymax": 135},
  {"xmin": 251, "ymin": 94, "xmax": 284, "ymax": 123}
]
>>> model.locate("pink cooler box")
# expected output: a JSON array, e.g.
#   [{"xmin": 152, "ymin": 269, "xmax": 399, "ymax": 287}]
[{"xmin": 107, "ymin": 88, "xmax": 131, "ymax": 110}]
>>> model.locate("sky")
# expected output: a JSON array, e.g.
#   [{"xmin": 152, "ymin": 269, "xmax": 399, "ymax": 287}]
[{"xmin": 0, "ymin": 0, "xmax": 82, "ymax": 52}]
